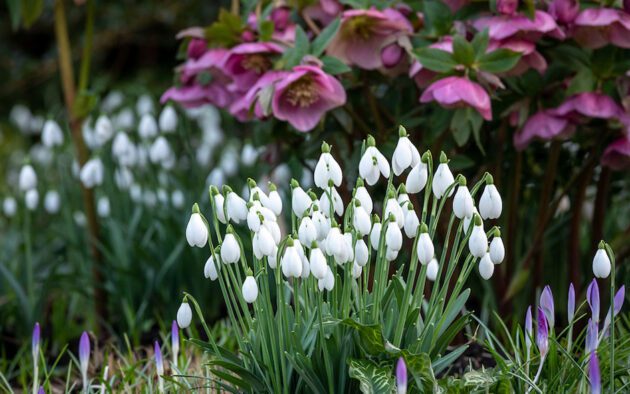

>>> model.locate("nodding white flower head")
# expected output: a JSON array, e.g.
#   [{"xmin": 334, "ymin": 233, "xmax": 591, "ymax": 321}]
[
  {"xmin": 149, "ymin": 136, "xmax": 173, "ymax": 164},
  {"xmin": 344, "ymin": 233, "xmax": 355, "ymax": 262},
  {"xmin": 427, "ymin": 258, "xmax": 439, "ymax": 282},
  {"xmin": 404, "ymin": 204, "xmax": 419, "ymax": 238},
  {"xmin": 298, "ymin": 245, "xmax": 311, "ymax": 279},
  {"xmin": 263, "ymin": 219, "xmax": 281, "ymax": 245},
  {"xmin": 355, "ymin": 238, "xmax": 369, "ymax": 266},
  {"xmin": 3, "ymin": 197, "xmax": 17, "ymax": 217},
  {"xmin": 479, "ymin": 253, "xmax": 494, "ymax": 280},
  {"xmin": 44, "ymin": 190, "xmax": 61, "ymax": 214},
  {"xmin": 267, "ymin": 183, "xmax": 283, "ymax": 216},
  {"xmin": 159, "ymin": 105, "xmax": 178, "ymax": 133},
  {"xmin": 469, "ymin": 215, "xmax": 488, "ymax": 258},
  {"xmin": 312, "ymin": 207, "xmax": 330, "ymax": 241},
  {"xmin": 370, "ymin": 220, "xmax": 382, "ymax": 250},
  {"xmin": 386, "ymin": 218, "xmax": 403, "ymax": 252},
  {"xmin": 25, "ymin": 189, "xmax": 39, "ymax": 211},
  {"xmin": 314, "ymin": 142, "xmax": 342, "ymax": 189},
  {"xmin": 385, "ymin": 247, "xmax": 399, "ymax": 261},
  {"xmin": 298, "ymin": 216, "xmax": 318, "ymax": 247},
  {"xmin": 113, "ymin": 108, "xmax": 135, "ymax": 130},
  {"xmin": 353, "ymin": 200, "xmax": 372, "ymax": 237},
  {"xmin": 254, "ymin": 225, "xmax": 276, "ymax": 259},
  {"xmin": 479, "ymin": 174, "xmax": 502, "ymax": 219},
  {"xmin": 42, "ymin": 120, "xmax": 64, "ymax": 147},
  {"xmin": 463, "ymin": 207, "xmax": 480, "ymax": 231},
  {"xmin": 453, "ymin": 178, "xmax": 474, "ymax": 220},
  {"xmin": 319, "ymin": 187, "xmax": 344, "ymax": 217},
  {"xmin": 406, "ymin": 153, "xmax": 429, "ymax": 194},
  {"xmin": 221, "ymin": 231, "xmax": 241, "ymax": 264},
  {"xmin": 326, "ymin": 226, "xmax": 349, "ymax": 263},
  {"xmin": 114, "ymin": 167, "xmax": 134, "ymax": 190},
  {"xmin": 310, "ymin": 247, "xmax": 328, "ymax": 280},
  {"xmin": 247, "ymin": 179, "xmax": 271, "ymax": 207},
  {"xmin": 359, "ymin": 136, "xmax": 390, "ymax": 185},
  {"xmin": 185, "ymin": 205, "xmax": 208, "ymax": 248},
  {"xmin": 177, "ymin": 300, "xmax": 192, "ymax": 328},
  {"xmin": 138, "ymin": 113, "xmax": 158, "ymax": 139},
  {"xmin": 291, "ymin": 180, "xmax": 312, "ymax": 218},
  {"xmin": 242, "ymin": 275, "xmax": 258, "ymax": 303},
  {"xmin": 241, "ymin": 143, "xmax": 258, "ymax": 167},
  {"xmin": 101, "ymin": 90, "xmax": 124, "ymax": 113},
  {"xmin": 432, "ymin": 152, "xmax": 455, "ymax": 199},
  {"xmin": 318, "ymin": 266, "xmax": 335, "ymax": 291},
  {"xmin": 209, "ymin": 187, "xmax": 227, "ymax": 224},
  {"xmin": 225, "ymin": 187, "xmax": 248, "ymax": 224},
  {"xmin": 352, "ymin": 262, "xmax": 362, "ymax": 279},
  {"xmin": 592, "ymin": 243, "xmax": 611, "ymax": 278},
  {"xmin": 172, "ymin": 190, "xmax": 185, "ymax": 209},
  {"xmin": 19, "ymin": 164, "xmax": 37, "ymax": 192},
  {"xmin": 416, "ymin": 224, "xmax": 433, "ymax": 265},
  {"xmin": 204, "ymin": 255, "xmax": 219, "ymax": 280},
  {"xmin": 94, "ymin": 115, "xmax": 114, "ymax": 144},
  {"xmin": 354, "ymin": 179, "xmax": 373, "ymax": 214},
  {"xmin": 384, "ymin": 194, "xmax": 404, "ymax": 229},
  {"xmin": 112, "ymin": 132, "xmax": 137, "ymax": 167},
  {"xmin": 136, "ymin": 94, "xmax": 154, "ymax": 115},
  {"xmin": 489, "ymin": 230, "xmax": 505, "ymax": 264},
  {"xmin": 97, "ymin": 196, "xmax": 110, "ymax": 218},
  {"xmin": 80, "ymin": 158, "xmax": 104, "ymax": 188},
  {"xmin": 392, "ymin": 126, "xmax": 420, "ymax": 176},
  {"xmin": 282, "ymin": 237, "xmax": 303, "ymax": 278},
  {"xmin": 268, "ymin": 245, "xmax": 279, "ymax": 269}
]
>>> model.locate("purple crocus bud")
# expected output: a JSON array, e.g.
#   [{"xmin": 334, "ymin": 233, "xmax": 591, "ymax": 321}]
[
  {"xmin": 497, "ymin": 0, "xmax": 518, "ymax": 16},
  {"xmin": 154, "ymin": 341, "xmax": 164, "ymax": 375},
  {"xmin": 525, "ymin": 306, "xmax": 533, "ymax": 351},
  {"xmin": 396, "ymin": 357, "xmax": 407, "ymax": 394},
  {"xmin": 602, "ymin": 285, "xmax": 626, "ymax": 333},
  {"xmin": 420, "ymin": 76, "xmax": 492, "ymax": 120},
  {"xmin": 567, "ymin": 283, "xmax": 575, "ymax": 323},
  {"xmin": 536, "ymin": 307, "xmax": 549, "ymax": 357},
  {"xmin": 32, "ymin": 322, "xmax": 41, "ymax": 359},
  {"xmin": 171, "ymin": 320, "xmax": 180, "ymax": 356},
  {"xmin": 587, "ymin": 279, "xmax": 600, "ymax": 323},
  {"xmin": 601, "ymin": 135, "xmax": 630, "ymax": 171},
  {"xmin": 38, "ymin": 387, "xmax": 45, "ymax": 394},
  {"xmin": 79, "ymin": 331, "xmax": 90, "ymax": 378},
  {"xmin": 540, "ymin": 285, "xmax": 555, "ymax": 329},
  {"xmin": 585, "ymin": 318, "xmax": 598, "ymax": 354},
  {"xmin": 589, "ymin": 353, "xmax": 601, "ymax": 394}
]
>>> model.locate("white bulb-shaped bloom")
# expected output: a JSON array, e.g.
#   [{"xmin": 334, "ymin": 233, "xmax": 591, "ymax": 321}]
[
  {"xmin": 592, "ymin": 248, "xmax": 611, "ymax": 278},
  {"xmin": 114, "ymin": 108, "xmax": 135, "ymax": 130},
  {"xmin": 359, "ymin": 146, "xmax": 390, "ymax": 185},
  {"xmin": 138, "ymin": 114, "xmax": 158, "ymax": 139},
  {"xmin": 314, "ymin": 152, "xmax": 342, "ymax": 189},
  {"xmin": 404, "ymin": 208, "xmax": 419, "ymax": 238},
  {"xmin": 353, "ymin": 204, "xmax": 371, "ymax": 237},
  {"xmin": 186, "ymin": 212, "xmax": 208, "ymax": 248},
  {"xmin": 299, "ymin": 249, "xmax": 311, "ymax": 279},
  {"xmin": 213, "ymin": 193, "xmax": 227, "ymax": 224},
  {"xmin": 352, "ymin": 262, "xmax": 362, "ymax": 279},
  {"xmin": 292, "ymin": 186, "xmax": 311, "ymax": 218},
  {"xmin": 159, "ymin": 106, "xmax": 178, "ymax": 133},
  {"xmin": 384, "ymin": 198, "xmax": 404, "ymax": 229},
  {"xmin": 354, "ymin": 186, "xmax": 373, "ymax": 214},
  {"xmin": 268, "ymin": 245, "xmax": 279, "ymax": 269},
  {"xmin": 25, "ymin": 189, "xmax": 39, "ymax": 211},
  {"xmin": 312, "ymin": 210, "xmax": 330, "ymax": 241},
  {"xmin": 310, "ymin": 247, "xmax": 328, "ymax": 280},
  {"xmin": 172, "ymin": 190, "xmax": 185, "ymax": 209},
  {"xmin": 282, "ymin": 244, "xmax": 303, "ymax": 278},
  {"xmin": 479, "ymin": 253, "xmax": 494, "ymax": 280},
  {"xmin": 253, "ymin": 225, "xmax": 276, "ymax": 258},
  {"xmin": 204, "ymin": 255, "xmax": 219, "ymax": 281},
  {"xmin": 406, "ymin": 161, "xmax": 428, "ymax": 194},
  {"xmin": 44, "ymin": 190, "xmax": 60, "ymax": 214},
  {"xmin": 114, "ymin": 167, "xmax": 134, "ymax": 190},
  {"xmin": 149, "ymin": 136, "xmax": 172, "ymax": 164},
  {"xmin": 344, "ymin": 233, "xmax": 355, "ymax": 263},
  {"xmin": 267, "ymin": 189, "xmax": 283, "ymax": 216},
  {"xmin": 319, "ymin": 188, "xmax": 344, "ymax": 217},
  {"xmin": 264, "ymin": 220, "xmax": 281, "ymax": 245},
  {"xmin": 463, "ymin": 207, "xmax": 479, "ymax": 231},
  {"xmin": 112, "ymin": 132, "xmax": 137, "ymax": 167},
  {"xmin": 489, "ymin": 236, "xmax": 505, "ymax": 264},
  {"xmin": 355, "ymin": 239, "xmax": 369, "ymax": 267},
  {"xmin": 479, "ymin": 184, "xmax": 502, "ymax": 219},
  {"xmin": 137, "ymin": 94, "xmax": 154, "ymax": 115},
  {"xmin": 325, "ymin": 227, "xmax": 349, "ymax": 263},
  {"xmin": 226, "ymin": 192, "xmax": 248, "ymax": 224},
  {"xmin": 3, "ymin": 197, "xmax": 17, "ymax": 217},
  {"xmin": 453, "ymin": 185, "xmax": 474, "ymax": 219},
  {"xmin": 386, "ymin": 222, "xmax": 403, "ymax": 251},
  {"xmin": 469, "ymin": 223, "xmax": 488, "ymax": 258},
  {"xmin": 385, "ymin": 247, "xmax": 399, "ymax": 261},
  {"xmin": 370, "ymin": 222, "xmax": 382, "ymax": 250},
  {"xmin": 318, "ymin": 266, "xmax": 335, "ymax": 291},
  {"xmin": 80, "ymin": 158, "xmax": 104, "ymax": 188},
  {"xmin": 94, "ymin": 115, "xmax": 114, "ymax": 144},
  {"xmin": 298, "ymin": 217, "xmax": 317, "ymax": 247},
  {"xmin": 432, "ymin": 163, "xmax": 455, "ymax": 199},
  {"xmin": 177, "ymin": 302, "xmax": 192, "ymax": 328},
  {"xmin": 426, "ymin": 258, "xmax": 439, "ymax": 282},
  {"xmin": 241, "ymin": 144, "xmax": 259, "ymax": 166},
  {"xmin": 242, "ymin": 276, "xmax": 258, "ymax": 303},
  {"xmin": 221, "ymin": 234, "xmax": 241, "ymax": 264},
  {"xmin": 416, "ymin": 232, "xmax": 434, "ymax": 265},
  {"xmin": 97, "ymin": 196, "xmax": 110, "ymax": 218},
  {"xmin": 19, "ymin": 164, "xmax": 37, "ymax": 192},
  {"xmin": 42, "ymin": 120, "xmax": 64, "ymax": 147},
  {"xmin": 392, "ymin": 136, "xmax": 420, "ymax": 176}
]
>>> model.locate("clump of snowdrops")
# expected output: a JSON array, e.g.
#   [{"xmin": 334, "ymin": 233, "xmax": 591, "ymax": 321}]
[{"xmin": 178, "ymin": 126, "xmax": 507, "ymax": 393}]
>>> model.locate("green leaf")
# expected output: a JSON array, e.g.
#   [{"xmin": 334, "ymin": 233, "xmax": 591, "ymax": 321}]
[
  {"xmin": 72, "ymin": 91, "xmax": 98, "ymax": 119},
  {"xmin": 207, "ymin": 359, "xmax": 267, "ymax": 392},
  {"xmin": 286, "ymin": 353, "xmax": 328, "ymax": 394},
  {"xmin": 347, "ymin": 359, "xmax": 395, "ymax": 394},
  {"xmin": 312, "ymin": 17, "xmax": 341, "ymax": 57},
  {"xmin": 452, "ymin": 35, "xmax": 475, "ymax": 66},
  {"xmin": 469, "ymin": 109, "xmax": 485, "ymax": 155},
  {"xmin": 403, "ymin": 352, "xmax": 437, "ymax": 392},
  {"xmin": 341, "ymin": 318, "xmax": 386, "ymax": 355},
  {"xmin": 471, "ymin": 29, "xmax": 490, "ymax": 59},
  {"xmin": 432, "ymin": 345, "xmax": 468, "ymax": 375},
  {"xmin": 566, "ymin": 67, "xmax": 595, "ymax": 95},
  {"xmin": 413, "ymin": 48, "xmax": 458, "ymax": 73},
  {"xmin": 6, "ymin": 0, "xmax": 21, "ymax": 30},
  {"xmin": 451, "ymin": 108, "xmax": 471, "ymax": 146},
  {"xmin": 477, "ymin": 49, "xmax": 522, "ymax": 73},
  {"xmin": 21, "ymin": 0, "xmax": 43, "ymax": 28},
  {"xmin": 259, "ymin": 20, "xmax": 274, "ymax": 42},
  {"xmin": 284, "ymin": 25, "xmax": 310, "ymax": 68},
  {"xmin": 204, "ymin": 9, "xmax": 244, "ymax": 48},
  {"xmin": 422, "ymin": 0, "xmax": 453, "ymax": 36},
  {"xmin": 322, "ymin": 56, "xmax": 351, "ymax": 75}
]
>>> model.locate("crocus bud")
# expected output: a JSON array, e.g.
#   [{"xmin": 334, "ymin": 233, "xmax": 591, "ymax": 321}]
[
  {"xmin": 355, "ymin": 239, "xmax": 369, "ymax": 266},
  {"xmin": 204, "ymin": 255, "xmax": 219, "ymax": 280},
  {"xmin": 426, "ymin": 258, "xmax": 439, "ymax": 282},
  {"xmin": 79, "ymin": 331, "xmax": 90, "ymax": 387},
  {"xmin": 587, "ymin": 279, "xmax": 600, "ymax": 322},
  {"xmin": 79, "ymin": 158, "xmax": 104, "ymax": 188},
  {"xmin": 489, "ymin": 233, "xmax": 505, "ymax": 264},
  {"xmin": 292, "ymin": 186, "xmax": 311, "ymax": 218},
  {"xmin": 540, "ymin": 285, "xmax": 555, "ymax": 329},
  {"xmin": 602, "ymin": 285, "xmax": 626, "ymax": 335},
  {"xmin": 25, "ymin": 189, "xmax": 39, "ymax": 211},
  {"xmin": 19, "ymin": 164, "xmax": 37, "ymax": 192},
  {"xmin": 138, "ymin": 113, "xmax": 158, "ymax": 139},
  {"xmin": 432, "ymin": 154, "xmax": 455, "ymax": 198},
  {"xmin": 44, "ymin": 190, "xmax": 61, "ymax": 214},
  {"xmin": 496, "ymin": 0, "xmax": 518, "ymax": 15},
  {"xmin": 221, "ymin": 233, "xmax": 241, "ymax": 264},
  {"xmin": 453, "ymin": 184, "xmax": 474, "ymax": 219},
  {"xmin": 32, "ymin": 322, "xmax": 40, "ymax": 360},
  {"xmin": 154, "ymin": 340, "xmax": 164, "ymax": 381},
  {"xmin": 359, "ymin": 141, "xmax": 390, "ymax": 185},
  {"xmin": 355, "ymin": 184, "xmax": 373, "ymax": 214},
  {"xmin": 479, "ymin": 253, "xmax": 494, "ymax": 280},
  {"xmin": 314, "ymin": 148, "xmax": 342, "ymax": 188},
  {"xmin": 536, "ymin": 308, "xmax": 549, "ymax": 357},
  {"xmin": 525, "ymin": 306, "xmax": 533, "ymax": 351},
  {"xmin": 242, "ymin": 276, "xmax": 258, "ymax": 303},
  {"xmin": 396, "ymin": 357, "xmax": 407, "ymax": 394},
  {"xmin": 406, "ymin": 161, "xmax": 428, "ymax": 194},
  {"xmin": 589, "ymin": 352, "xmax": 601, "ymax": 394},
  {"xmin": 567, "ymin": 283, "xmax": 575, "ymax": 323},
  {"xmin": 468, "ymin": 216, "xmax": 487, "ymax": 258},
  {"xmin": 416, "ymin": 226, "xmax": 434, "ymax": 265},
  {"xmin": 159, "ymin": 105, "xmax": 178, "ymax": 133},
  {"xmin": 42, "ymin": 120, "xmax": 64, "ymax": 147},
  {"xmin": 171, "ymin": 320, "xmax": 179, "ymax": 366},
  {"xmin": 585, "ymin": 318, "xmax": 598, "ymax": 354},
  {"xmin": 479, "ymin": 176, "xmax": 502, "ymax": 219},
  {"xmin": 177, "ymin": 300, "xmax": 192, "ymax": 328},
  {"xmin": 186, "ymin": 208, "xmax": 208, "ymax": 248},
  {"xmin": 392, "ymin": 130, "xmax": 420, "ymax": 176},
  {"xmin": 592, "ymin": 246, "xmax": 611, "ymax": 279},
  {"xmin": 353, "ymin": 202, "xmax": 372, "ymax": 237},
  {"xmin": 310, "ymin": 247, "xmax": 328, "ymax": 279}
]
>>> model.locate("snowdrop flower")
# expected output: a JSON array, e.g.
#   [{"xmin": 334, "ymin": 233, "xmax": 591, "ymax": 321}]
[
  {"xmin": 403, "ymin": 204, "xmax": 419, "ymax": 238},
  {"xmin": 94, "ymin": 115, "xmax": 114, "ymax": 145},
  {"xmin": 268, "ymin": 246, "xmax": 279, "ymax": 269},
  {"xmin": 416, "ymin": 225, "xmax": 433, "ymax": 265},
  {"xmin": 326, "ymin": 227, "xmax": 349, "ymax": 263},
  {"xmin": 297, "ymin": 242, "xmax": 311, "ymax": 279},
  {"xmin": 406, "ymin": 154, "xmax": 429, "ymax": 194},
  {"xmin": 310, "ymin": 247, "xmax": 328, "ymax": 280},
  {"xmin": 79, "ymin": 332, "xmax": 90, "ymax": 391},
  {"xmin": 453, "ymin": 180, "xmax": 474, "ymax": 219},
  {"xmin": 463, "ymin": 207, "xmax": 480, "ymax": 231},
  {"xmin": 370, "ymin": 220, "xmax": 382, "ymax": 250},
  {"xmin": 385, "ymin": 247, "xmax": 399, "ymax": 261},
  {"xmin": 352, "ymin": 262, "xmax": 362, "ymax": 279},
  {"xmin": 186, "ymin": 206, "xmax": 208, "ymax": 248},
  {"xmin": 343, "ymin": 233, "xmax": 355, "ymax": 262},
  {"xmin": 221, "ymin": 232, "xmax": 241, "ymax": 264},
  {"xmin": 101, "ymin": 90, "xmax": 124, "ymax": 113},
  {"xmin": 138, "ymin": 114, "xmax": 158, "ymax": 139},
  {"xmin": 3, "ymin": 197, "xmax": 17, "ymax": 217},
  {"xmin": 353, "ymin": 200, "xmax": 371, "ymax": 237},
  {"xmin": 468, "ymin": 215, "xmax": 487, "ymax": 258},
  {"xmin": 253, "ymin": 225, "xmax": 276, "ymax": 258},
  {"xmin": 44, "ymin": 190, "xmax": 60, "ymax": 214},
  {"xmin": 41, "ymin": 120, "xmax": 64, "ymax": 147},
  {"xmin": 97, "ymin": 197, "xmax": 110, "ymax": 218},
  {"xmin": 479, "ymin": 174, "xmax": 502, "ymax": 219},
  {"xmin": 355, "ymin": 239, "xmax": 369, "ymax": 266},
  {"xmin": 592, "ymin": 243, "xmax": 611, "ymax": 278},
  {"xmin": 478, "ymin": 253, "xmax": 494, "ymax": 280},
  {"xmin": 241, "ymin": 143, "xmax": 259, "ymax": 166},
  {"xmin": 207, "ymin": 168, "xmax": 226, "ymax": 189},
  {"xmin": 136, "ymin": 94, "xmax": 154, "ymax": 115},
  {"xmin": 143, "ymin": 190, "xmax": 158, "ymax": 207},
  {"xmin": 158, "ymin": 105, "xmax": 178, "ymax": 133},
  {"xmin": 298, "ymin": 217, "xmax": 318, "ymax": 247},
  {"xmin": 172, "ymin": 190, "xmax": 185, "ymax": 209},
  {"xmin": 385, "ymin": 219, "xmax": 403, "ymax": 252},
  {"xmin": 114, "ymin": 167, "xmax": 133, "ymax": 190},
  {"xmin": 242, "ymin": 276, "xmax": 258, "ymax": 303},
  {"xmin": 318, "ymin": 266, "xmax": 335, "ymax": 291},
  {"xmin": 312, "ymin": 207, "xmax": 330, "ymax": 241},
  {"xmin": 112, "ymin": 132, "xmax": 137, "ymax": 167},
  {"xmin": 248, "ymin": 179, "xmax": 271, "ymax": 208},
  {"xmin": 80, "ymin": 158, "xmax": 104, "ymax": 188},
  {"xmin": 19, "ymin": 164, "xmax": 37, "ymax": 192},
  {"xmin": 282, "ymin": 238, "xmax": 303, "ymax": 278},
  {"xmin": 432, "ymin": 152, "xmax": 455, "ymax": 199},
  {"xmin": 267, "ymin": 184, "xmax": 282, "ymax": 216},
  {"xmin": 354, "ymin": 180, "xmax": 373, "ymax": 213},
  {"xmin": 384, "ymin": 195, "xmax": 404, "ymax": 228},
  {"xmin": 359, "ymin": 136, "xmax": 390, "ymax": 185},
  {"xmin": 392, "ymin": 126, "xmax": 420, "ymax": 176},
  {"xmin": 225, "ymin": 188, "xmax": 248, "ymax": 224},
  {"xmin": 149, "ymin": 136, "xmax": 172, "ymax": 164},
  {"xmin": 314, "ymin": 142, "xmax": 342, "ymax": 188},
  {"xmin": 219, "ymin": 147, "xmax": 240, "ymax": 177},
  {"xmin": 25, "ymin": 189, "xmax": 39, "ymax": 211},
  {"xmin": 204, "ymin": 255, "xmax": 219, "ymax": 280},
  {"xmin": 489, "ymin": 230, "xmax": 505, "ymax": 264},
  {"xmin": 291, "ymin": 181, "xmax": 312, "ymax": 218},
  {"xmin": 73, "ymin": 211, "xmax": 87, "ymax": 227},
  {"xmin": 426, "ymin": 258, "xmax": 439, "ymax": 282},
  {"xmin": 113, "ymin": 108, "xmax": 135, "ymax": 130},
  {"xmin": 177, "ymin": 300, "xmax": 192, "ymax": 328},
  {"xmin": 319, "ymin": 188, "xmax": 344, "ymax": 217}
]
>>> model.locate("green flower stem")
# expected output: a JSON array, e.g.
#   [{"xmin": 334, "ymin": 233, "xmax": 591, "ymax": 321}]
[
  {"xmin": 427, "ymin": 215, "xmax": 457, "ymax": 311},
  {"xmin": 429, "ymin": 181, "xmax": 458, "ymax": 237},
  {"xmin": 262, "ymin": 264, "xmax": 286, "ymax": 390},
  {"xmin": 318, "ymin": 291, "xmax": 335, "ymax": 394},
  {"xmin": 23, "ymin": 209, "xmax": 34, "ymax": 319},
  {"xmin": 225, "ymin": 263, "xmax": 253, "ymax": 329},
  {"xmin": 392, "ymin": 225, "xmax": 421, "ymax": 347},
  {"xmin": 295, "ymin": 278, "xmax": 302, "ymax": 327},
  {"xmin": 421, "ymin": 156, "xmax": 434, "ymax": 224},
  {"xmin": 371, "ymin": 174, "xmax": 394, "ymax": 323},
  {"xmin": 183, "ymin": 292, "xmax": 219, "ymax": 354}
]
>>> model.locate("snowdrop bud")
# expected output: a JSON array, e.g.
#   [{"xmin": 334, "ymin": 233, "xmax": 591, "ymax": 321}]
[
  {"xmin": 177, "ymin": 300, "xmax": 192, "ymax": 328},
  {"xmin": 268, "ymin": 246, "xmax": 279, "ymax": 269},
  {"xmin": 406, "ymin": 158, "xmax": 428, "ymax": 194},
  {"xmin": 25, "ymin": 189, "xmax": 39, "ymax": 211},
  {"xmin": 210, "ymin": 188, "xmax": 227, "ymax": 224},
  {"xmin": 355, "ymin": 239, "xmax": 369, "ymax": 267},
  {"xmin": 386, "ymin": 219, "xmax": 403, "ymax": 251},
  {"xmin": 312, "ymin": 208, "xmax": 330, "ymax": 241},
  {"xmin": 204, "ymin": 255, "xmax": 219, "ymax": 280},
  {"xmin": 318, "ymin": 266, "xmax": 335, "ymax": 291},
  {"xmin": 137, "ymin": 94, "xmax": 154, "ymax": 115},
  {"xmin": 370, "ymin": 221, "xmax": 382, "ymax": 250},
  {"xmin": 172, "ymin": 190, "xmax": 185, "ymax": 208},
  {"xmin": 392, "ymin": 126, "xmax": 420, "ymax": 176},
  {"xmin": 225, "ymin": 190, "xmax": 248, "ymax": 224},
  {"xmin": 453, "ymin": 180, "xmax": 474, "ymax": 220},
  {"xmin": 416, "ymin": 225, "xmax": 433, "ymax": 265},
  {"xmin": 291, "ymin": 182, "xmax": 311, "ymax": 218},
  {"xmin": 354, "ymin": 181, "xmax": 373, "ymax": 214},
  {"xmin": 310, "ymin": 247, "xmax": 328, "ymax": 279},
  {"xmin": 468, "ymin": 215, "xmax": 488, "ymax": 258},
  {"xmin": 384, "ymin": 196, "xmax": 404, "ymax": 228},
  {"xmin": 404, "ymin": 205, "xmax": 419, "ymax": 238},
  {"xmin": 42, "ymin": 120, "xmax": 64, "ymax": 147},
  {"xmin": 149, "ymin": 136, "xmax": 172, "ymax": 164},
  {"xmin": 267, "ymin": 184, "xmax": 283, "ymax": 216},
  {"xmin": 97, "ymin": 197, "xmax": 110, "ymax": 218},
  {"xmin": 282, "ymin": 238, "xmax": 303, "ymax": 278},
  {"xmin": 432, "ymin": 153, "xmax": 455, "ymax": 199},
  {"xmin": 353, "ymin": 201, "xmax": 372, "ymax": 236},
  {"xmin": 489, "ymin": 231, "xmax": 505, "ymax": 264},
  {"xmin": 426, "ymin": 258, "xmax": 439, "ymax": 282},
  {"xmin": 385, "ymin": 247, "xmax": 399, "ymax": 261},
  {"xmin": 19, "ymin": 164, "xmax": 37, "ymax": 192},
  {"xmin": 257, "ymin": 225, "xmax": 276, "ymax": 256},
  {"xmin": 44, "ymin": 190, "xmax": 60, "ymax": 214},
  {"xmin": 592, "ymin": 243, "xmax": 611, "ymax": 278},
  {"xmin": 186, "ymin": 205, "xmax": 208, "ymax": 248},
  {"xmin": 80, "ymin": 158, "xmax": 104, "ymax": 188},
  {"xmin": 326, "ymin": 227, "xmax": 349, "ymax": 263},
  {"xmin": 359, "ymin": 136, "xmax": 390, "ymax": 185},
  {"xmin": 138, "ymin": 114, "xmax": 158, "ymax": 139},
  {"xmin": 242, "ymin": 276, "xmax": 258, "ymax": 303},
  {"xmin": 299, "ymin": 217, "xmax": 318, "ymax": 247},
  {"xmin": 479, "ymin": 253, "xmax": 494, "ymax": 280},
  {"xmin": 221, "ymin": 232, "xmax": 241, "ymax": 264},
  {"xmin": 479, "ymin": 175, "xmax": 502, "ymax": 219},
  {"xmin": 314, "ymin": 142, "xmax": 342, "ymax": 188},
  {"xmin": 94, "ymin": 115, "xmax": 114, "ymax": 144},
  {"xmin": 3, "ymin": 197, "xmax": 17, "ymax": 217},
  {"xmin": 158, "ymin": 105, "xmax": 178, "ymax": 133},
  {"xmin": 352, "ymin": 262, "xmax": 362, "ymax": 279}
]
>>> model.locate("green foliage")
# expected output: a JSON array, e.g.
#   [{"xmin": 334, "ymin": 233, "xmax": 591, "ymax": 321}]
[{"xmin": 204, "ymin": 9, "xmax": 245, "ymax": 48}]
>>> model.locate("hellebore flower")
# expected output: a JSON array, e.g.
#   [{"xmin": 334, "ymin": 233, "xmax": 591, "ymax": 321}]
[
  {"xmin": 548, "ymin": 0, "xmax": 580, "ymax": 24},
  {"xmin": 79, "ymin": 331, "xmax": 90, "ymax": 389},
  {"xmin": 572, "ymin": 9, "xmax": 630, "ymax": 49},
  {"xmin": 271, "ymin": 65, "xmax": 346, "ymax": 132},
  {"xmin": 359, "ymin": 137, "xmax": 390, "ymax": 185},
  {"xmin": 540, "ymin": 286, "xmax": 555, "ymax": 329},
  {"xmin": 567, "ymin": 283, "xmax": 575, "ymax": 322},
  {"xmin": 549, "ymin": 92, "xmax": 624, "ymax": 120},
  {"xmin": 327, "ymin": 9, "xmax": 412, "ymax": 70},
  {"xmin": 177, "ymin": 300, "xmax": 192, "ymax": 328},
  {"xmin": 589, "ymin": 352, "xmax": 601, "ymax": 394},
  {"xmin": 536, "ymin": 307, "xmax": 549, "ymax": 357},
  {"xmin": 473, "ymin": 10, "xmax": 565, "ymax": 41},
  {"xmin": 497, "ymin": 0, "xmax": 518, "ymax": 16},
  {"xmin": 229, "ymin": 71, "xmax": 287, "ymax": 121},
  {"xmin": 186, "ymin": 210, "xmax": 208, "ymax": 248},
  {"xmin": 587, "ymin": 279, "xmax": 600, "ymax": 322},
  {"xmin": 601, "ymin": 135, "xmax": 630, "ymax": 170},
  {"xmin": 479, "ymin": 253, "xmax": 495, "ymax": 279},
  {"xmin": 592, "ymin": 247, "xmax": 611, "ymax": 279},
  {"xmin": 396, "ymin": 358, "xmax": 407, "ymax": 394},
  {"xmin": 314, "ymin": 143, "xmax": 343, "ymax": 188},
  {"xmin": 204, "ymin": 255, "xmax": 219, "ymax": 281},
  {"xmin": 242, "ymin": 276, "xmax": 259, "ymax": 303},
  {"xmin": 303, "ymin": 0, "xmax": 343, "ymax": 25},
  {"xmin": 421, "ymin": 77, "xmax": 492, "ymax": 121},
  {"xmin": 186, "ymin": 38, "xmax": 207, "ymax": 60},
  {"xmin": 513, "ymin": 110, "xmax": 574, "ymax": 150},
  {"xmin": 42, "ymin": 120, "xmax": 64, "ymax": 147},
  {"xmin": 224, "ymin": 42, "xmax": 283, "ymax": 92},
  {"xmin": 488, "ymin": 39, "xmax": 547, "ymax": 76},
  {"xmin": 19, "ymin": 164, "xmax": 37, "ymax": 192}
]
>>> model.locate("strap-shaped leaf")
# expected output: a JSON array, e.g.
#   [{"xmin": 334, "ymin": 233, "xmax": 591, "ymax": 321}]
[
  {"xmin": 347, "ymin": 359, "xmax": 395, "ymax": 394},
  {"xmin": 285, "ymin": 352, "xmax": 328, "ymax": 394},
  {"xmin": 312, "ymin": 18, "xmax": 341, "ymax": 57}
]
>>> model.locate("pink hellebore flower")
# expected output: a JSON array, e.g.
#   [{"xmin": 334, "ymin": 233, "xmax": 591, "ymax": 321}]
[
  {"xmin": 443, "ymin": 0, "xmax": 471, "ymax": 13},
  {"xmin": 271, "ymin": 65, "xmax": 346, "ymax": 132},
  {"xmin": 229, "ymin": 71, "xmax": 288, "ymax": 121},
  {"xmin": 473, "ymin": 10, "xmax": 565, "ymax": 41},
  {"xmin": 410, "ymin": 37, "xmax": 454, "ymax": 88},
  {"xmin": 420, "ymin": 76, "xmax": 492, "ymax": 120},
  {"xmin": 497, "ymin": 0, "xmax": 519, "ymax": 16},
  {"xmin": 488, "ymin": 39, "xmax": 547, "ymax": 75},
  {"xmin": 572, "ymin": 9, "xmax": 630, "ymax": 49},
  {"xmin": 514, "ymin": 110, "xmax": 574, "ymax": 150},
  {"xmin": 327, "ymin": 9, "xmax": 412, "ymax": 70},
  {"xmin": 548, "ymin": 0, "xmax": 580, "ymax": 24},
  {"xmin": 187, "ymin": 39, "xmax": 208, "ymax": 60},
  {"xmin": 303, "ymin": 0, "xmax": 343, "ymax": 25},
  {"xmin": 224, "ymin": 42, "xmax": 284, "ymax": 92},
  {"xmin": 549, "ymin": 92, "xmax": 623, "ymax": 120},
  {"xmin": 601, "ymin": 135, "xmax": 630, "ymax": 170}
]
